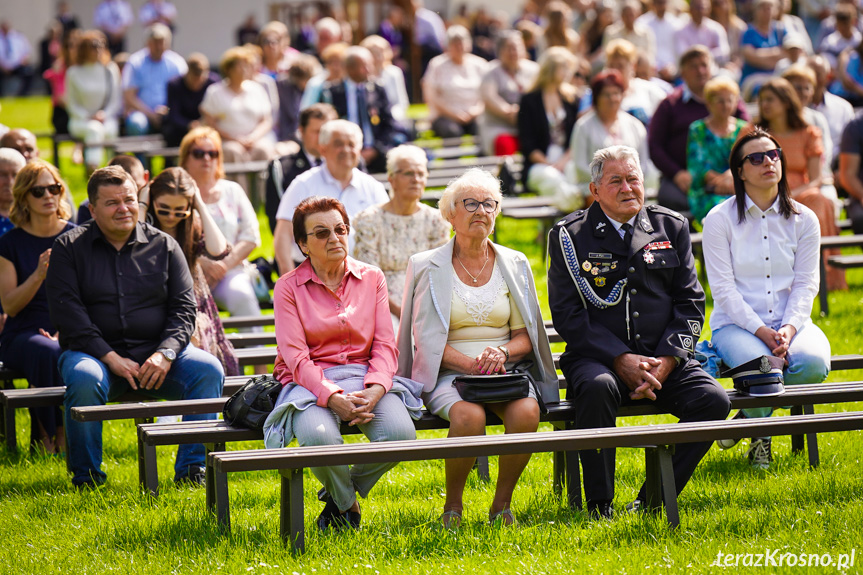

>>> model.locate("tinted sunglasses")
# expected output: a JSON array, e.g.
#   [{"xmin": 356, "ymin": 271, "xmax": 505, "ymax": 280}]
[
  {"xmin": 191, "ymin": 149, "xmax": 219, "ymax": 160},
  {"xmin": 155, "ymin": 207, "xmax": 192, "ymax": 219},
  {"xmin": 306, "ymin": 223, "xmax": 350, "ymax": 240},
  {"xmin": 743, "ymin": 148, "xmax": 782, "ymax": 166},
  {"xmin": 30, "ymin": 183, "xmax": 62, "ymax": 198}
]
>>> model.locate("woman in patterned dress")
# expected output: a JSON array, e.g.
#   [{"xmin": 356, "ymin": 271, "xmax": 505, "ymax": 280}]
[{"xmin": 352, "ymin": 145, "xmax": 451, "ymax": 332}]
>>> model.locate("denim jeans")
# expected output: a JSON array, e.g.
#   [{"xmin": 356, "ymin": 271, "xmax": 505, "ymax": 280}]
[
  {"xmin": 711, "ymin": 321, "xmax": 831, "ymax": 418},
  {"xmin": 59, "ymin": 345, "xmax": 224, "ymax": 486}
]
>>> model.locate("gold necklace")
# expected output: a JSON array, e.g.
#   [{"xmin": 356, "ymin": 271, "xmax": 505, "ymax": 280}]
[{"xmin": 455, "ymin": 247, "xmax": 490, "ymax": 284}]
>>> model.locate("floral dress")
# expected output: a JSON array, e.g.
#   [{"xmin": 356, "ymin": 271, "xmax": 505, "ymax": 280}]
[
  {"xmin": 192, "ymin": 240, "xmax": 240, "ymax": 376},
  {"xmin": 687, "ymin": 118, "xmax": 751, "ymax": 222},
  {"xmin": 352, "ymin": 203, "xmax": 451, "ymax": 309}
]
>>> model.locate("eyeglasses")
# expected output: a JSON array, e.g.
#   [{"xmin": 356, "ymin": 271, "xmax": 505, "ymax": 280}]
[
  {"xmin": 305, "ymin": 223, "xmax": 350, "ymax": 240},
  {"xmin": 462, "ymin": 198, "xmax": 499, "ymax": 213},
  {"xmin": 155, "ymin": 207, "xmax": 192, "ymax": 219},
  {"xmin": 743, "ymin": 148, "xmax": 782, "ymax": 166},
  {"xmin": 30, "ymin": 183, "xmax": 62, "ymax": 198},
  {"xmin": 191, "ymin": 149, "xmax": 219, "ymax": 160}
]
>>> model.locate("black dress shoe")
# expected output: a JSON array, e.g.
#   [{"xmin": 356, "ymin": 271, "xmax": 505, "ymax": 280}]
[
  {"xmin": 587, "ymin": 499, "xmax": 614, "ymax": 520},
  {"xmin": 316, "ymin": 494, "xmax": 341, "ymax": 532},
  {"xmin": 343, "ymin": 509, "xmax": 361, "ymax": 530},
  {"xmin": 174, "ymin": 465, "xmax": 206, "ymax": 487}
]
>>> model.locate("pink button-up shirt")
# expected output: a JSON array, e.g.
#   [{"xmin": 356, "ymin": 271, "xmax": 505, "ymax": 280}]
[{"xmin": 272, "ymin": 257, "xmax": 397, "ymax": 407}]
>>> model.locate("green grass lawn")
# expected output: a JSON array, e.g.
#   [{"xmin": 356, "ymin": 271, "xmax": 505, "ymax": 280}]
[{"xmin": 2, "ymin": 97, "xmax": 863, "ymax": 574}]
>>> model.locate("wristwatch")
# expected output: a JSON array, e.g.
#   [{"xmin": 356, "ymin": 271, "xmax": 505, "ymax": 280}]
[
  {"xmin": 157, "ymin": 348, "xmax": 176, "ymax": 362},
  {"xmin": 497, "ymin": 345, "xmax": 510, "ymax": 362}
]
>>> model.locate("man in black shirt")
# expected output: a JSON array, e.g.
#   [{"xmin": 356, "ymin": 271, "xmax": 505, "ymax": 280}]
[{"xmin": 46, "ymin": 166, "xmax": 224, "ymax": 488}]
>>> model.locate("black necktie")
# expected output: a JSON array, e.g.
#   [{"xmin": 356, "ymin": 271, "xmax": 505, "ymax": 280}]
[
  {"xmin": 314, "ymin": 158, "xmax": 321, "ymax": 167},
  {"xmin": 621, "ymin": 223, "xmax": 633, "ymax": 247}
]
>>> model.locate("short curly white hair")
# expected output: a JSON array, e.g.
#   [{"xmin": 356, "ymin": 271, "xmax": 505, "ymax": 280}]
[
  {"xmin": 386, "ymin": 144, "xmax": 428, "ymax": 177},
  {"xmin": 439, "ymin": 168, "xmax": 502, "ymax": 222}
]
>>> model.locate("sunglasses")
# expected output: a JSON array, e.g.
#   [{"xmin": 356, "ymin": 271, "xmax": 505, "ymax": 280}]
[
  {"xmin": 305, "ymin": 223, "xmax": 350, "ymax": 240},
  {"xmin": 462, "ymin": 198, "xmax": 499, "ymax": 213},
  {"xmin": 743, "ymin": 148, "xmax": 782, "ymax": 166},
  {"xmin": 191, "ymin": 149, "xmax": 219, "ymax": 160},
  {"xmin": 30, "ymin": 183, "xmax": 62, "ymax": 198},
  {"xmin": 155, "ymin": 207, "xmax": 192, "ymax": 219}
]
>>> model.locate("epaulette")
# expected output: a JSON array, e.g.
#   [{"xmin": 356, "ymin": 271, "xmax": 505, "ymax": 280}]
[
  {"xmin": 552, "ymin": 209, "xmax": 586, "ymax": 229},
  {"xmin": 646, "ymin": 204, "xmax": 686, "ymax": 222}
]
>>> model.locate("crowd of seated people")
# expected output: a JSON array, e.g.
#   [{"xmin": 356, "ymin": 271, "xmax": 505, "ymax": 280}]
[{"xmin": 1, "ymin": 0, "xmax": 862, "ymax": 531}]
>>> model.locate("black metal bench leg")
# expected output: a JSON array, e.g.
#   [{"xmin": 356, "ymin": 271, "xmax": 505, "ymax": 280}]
[
  {"xmin": 803, "ymin": 404, "xmax": 819, "ymax": 468},
  {"xmin": 551, "ymin": 422, "xmax": 566, "ymax": 499},
  {"xmin": 644, "ymin": 446, "xmax": 662, "ymax": 513},
  {"xmin": 657, "ymin": 446, "xmax": 679, "ymax": 528},
  {"xmin": 791, "ymin": 405, "xmax": 804, "ymax": 454},
  {"xmin": 474, "ymin": 456, "xmax": 491, "ymax": 482},
  {"xmin": 3, "ymin": 404, "xmax": 16, "ymax": 452},
  {"xmin": 280, "ymin": 469, "xmax": 305, "ymax": 553},
  {"xmin": 215, "ymin": 467, "xmax": 230, "ymax": 533},
  {"xmin": 565, "ymin": 450, "xmax": 582, "ymax": 510},
  {"xmin": 644, "ymin": 446, "xmax": 679, "ymax": 527},
  {"xmin": 205, "ymin": 442, "xmax": 224, "ymax": 513},
  {"xmin": 818, "ymin": 251, "xmax": 829, "ymax": 316},
  {"xmin": 142, "ymin": 443, "xmax": 159, "ymax": 497}
]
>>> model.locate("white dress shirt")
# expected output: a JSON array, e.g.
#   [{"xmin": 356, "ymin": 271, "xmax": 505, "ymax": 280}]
[
  {"xmin": 0, "ymin": 29, "xmax": 32, "ymax": 69},
  {"xmin": 93, "ymin": 0, "xmax": 134, "ymax": 35},
  {"xmin": 276, "ymin": 164, "xmax": 389, "ymax": 261},
  {"xmin": 637, "ymin": 11, "xmax": 685, "ymax": 70},
  {"xmin": 703, "ymin": 195, "xmax": 820, "ymax": 335}
]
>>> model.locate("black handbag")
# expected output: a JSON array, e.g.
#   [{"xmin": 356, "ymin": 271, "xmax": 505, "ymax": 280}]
[
  {"xmin": 222, "ymin": 375, "xmax": 283, "ymax": 430},
  {"xmin": 452, "ymin": 360, "xmax": 547, "ymax": 413}
]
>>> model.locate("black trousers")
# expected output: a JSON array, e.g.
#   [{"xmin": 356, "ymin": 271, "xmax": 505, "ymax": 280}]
[{"xmin": 560, "ymin": 356, "xmax": 731, "ymax": 503}]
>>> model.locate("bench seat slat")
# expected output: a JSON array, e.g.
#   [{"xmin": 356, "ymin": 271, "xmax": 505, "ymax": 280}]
[{"xmin": 211, "ymin": 410, "xmax": 863, "ymax": 473}]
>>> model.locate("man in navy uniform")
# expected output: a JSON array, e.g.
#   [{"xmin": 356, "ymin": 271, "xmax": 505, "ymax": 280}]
[
  {"xmin": 548, "ymin": 145, "xmax": 730, "ymax": 519},
  {"xmin": 319, "ymin": 46, "xmax": 407, "ymax": 173}
]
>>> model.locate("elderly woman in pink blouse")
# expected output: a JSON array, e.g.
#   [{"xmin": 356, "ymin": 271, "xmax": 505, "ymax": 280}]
[{"xmin": 262, "ymin": 196, "xmax": 423, "ymax": 533}]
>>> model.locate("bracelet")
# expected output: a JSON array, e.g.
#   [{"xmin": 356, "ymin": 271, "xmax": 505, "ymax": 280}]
[
  {"xmin": 497, "ymin": 345, "xmax": 510, "ymax": 362},
  {"xmin": 138, "ymin": 201, "xmax": 148, "ymax": 207}
]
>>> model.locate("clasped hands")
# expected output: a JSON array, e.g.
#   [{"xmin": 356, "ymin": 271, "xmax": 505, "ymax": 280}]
[
  {"xmin": 755, "ymin": 324, "xmax": 796, "ymax": 364},
  {"xmin": 102, "ymin": 350, "xmax": 171, "ymax": 391},
  {"xmin": 327, "ymin": 384, "xmax": 386, "ymax": 426},
  {"xmin": 614, "ymin": 353, "xmax": 677, "ymax": 401}
]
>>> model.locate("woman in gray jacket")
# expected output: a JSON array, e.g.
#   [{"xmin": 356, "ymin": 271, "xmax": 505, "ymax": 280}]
[{"xmin": 397, "ymin": 168, "xmax": 558, "ymax": 528}]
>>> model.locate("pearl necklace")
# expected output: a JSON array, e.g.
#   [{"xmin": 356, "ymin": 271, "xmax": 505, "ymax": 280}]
[{"xmin": 455, "ymin": 247, "xmax": 490, "ymax": 284}]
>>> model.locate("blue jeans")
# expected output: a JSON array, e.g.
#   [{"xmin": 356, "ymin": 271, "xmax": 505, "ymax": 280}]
[
  {"xmin": 711, "ymin": 322, "xmax": 830, "ymax": 418},
  {"xmin": 124, "ymin": 111, "xmax": 152, "ymax": 136},
  {"xmin": 59, "ymin": 345, "xmax": 224, "ymax": 485}
]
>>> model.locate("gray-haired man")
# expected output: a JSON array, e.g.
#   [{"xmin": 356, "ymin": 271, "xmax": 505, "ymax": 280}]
[{"xmin": 548, "ymin": 145, "xmax": 730, "ymax": 519}]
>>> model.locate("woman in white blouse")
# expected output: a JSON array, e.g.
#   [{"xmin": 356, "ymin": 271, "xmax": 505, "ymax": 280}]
[
  {"xmin": 65, "ymin": 30, "xmax": 122, "ymax": 172},
  {"xmin": 702, "ymin": 127, "xmax": 830, "ymax": 469},
  {"xmin": 568, "ymin": 69, "xmax": 656, "ymax": 197},
  {"xmin": 179, "ymin": 127, "xmax": 263, "ymax": 325},
  {"xmin": 200, "ymin": 46, "xmax": 276, "ymax": 187}
]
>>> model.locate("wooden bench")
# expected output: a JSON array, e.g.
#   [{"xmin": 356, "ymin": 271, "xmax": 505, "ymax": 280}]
[
  {"xmin": 818, "ymin": 234, "xmax": 863, "ymax": 316},
  {"xmin": 0, "ymin": 375, "xmax": 249, "ymax": 452},
  {"xmin": 132, "ymin": 376, "xmax": 863, "ymax": 499},
  {"xmin": 826, "ymin": 254, "xmax": 863, "ymax": 270},
  {"xmin": 209, "ymin": 409, "xmax": 863, "ymax": 551}
]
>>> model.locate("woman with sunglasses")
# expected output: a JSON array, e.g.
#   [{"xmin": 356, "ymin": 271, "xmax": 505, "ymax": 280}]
[
  {"xmin": 756, "ymin": 77, "xmax": 846, "ymax": 290},
  {"xmin": 397, "ymin": 169, "xmax": 558, "ymax": 528},
  {"xmin": 262, "ymin": 196, "xmax": 423, "ymax": 533},
  {"xmin": 179, "ymin": 126, "xmax": 264, "ymax": 334},
  {"xmin": 138, "ymin": 167, "xmax": 239, "ymax": 376},
  {"xmin": 0, "ymin": 160, "xmax": 75, "ymax": 453},
  {"xmin": 701, "ymin": 128, "xmax": 830, "ymax": 470}
]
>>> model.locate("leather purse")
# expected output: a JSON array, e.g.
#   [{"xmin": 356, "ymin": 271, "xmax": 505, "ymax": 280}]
[
  {"xmin": 223, "ymin": 375, "xmax": 283, "ymax": 430},
  {"xmin": 453, "ymin": 360, "xmax": 547, "ymax": 413}
]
